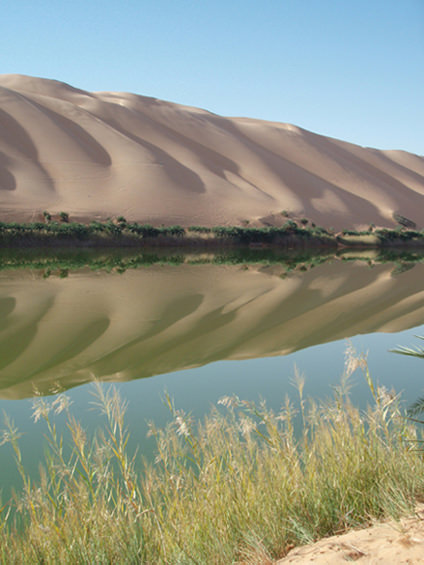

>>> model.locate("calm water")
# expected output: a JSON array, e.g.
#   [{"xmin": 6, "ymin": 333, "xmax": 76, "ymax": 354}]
[{"xmin": 1, "ymin": 249, "xmax": 424, "ymax": 497}]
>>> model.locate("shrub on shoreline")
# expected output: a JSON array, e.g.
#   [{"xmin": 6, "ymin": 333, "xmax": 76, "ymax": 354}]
[{"xmin": 0, "ymin": 220, "xmax": 423, "ymax": 250}]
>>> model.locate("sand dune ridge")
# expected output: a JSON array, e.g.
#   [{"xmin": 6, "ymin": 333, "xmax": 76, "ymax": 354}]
[{"xmin": 0, "ymin": 74, "xmax": 423, "ymax": 228}]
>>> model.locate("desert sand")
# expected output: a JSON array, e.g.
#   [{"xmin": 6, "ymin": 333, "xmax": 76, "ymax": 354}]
[
  {"xmin": 278, "ymin": 505, "xmax": 424, "ymax": 564},
  {"xmin": 0, "ymin": 74, "xmax": 423, "ymax": 230},
  {"xmin": 1, "ymin": 259, "xmax": 424, "ymax": 398}
]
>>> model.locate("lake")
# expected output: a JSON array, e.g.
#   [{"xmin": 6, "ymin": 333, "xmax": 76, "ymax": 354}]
[{"xmin": 1, "ymin": 248, "xmax": 424, "ymax": 498}]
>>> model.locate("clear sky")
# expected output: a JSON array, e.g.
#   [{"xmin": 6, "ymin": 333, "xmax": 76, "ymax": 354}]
[{"xmin": 1, "ymin": 0, "xmax": 423, "ymax": 154}]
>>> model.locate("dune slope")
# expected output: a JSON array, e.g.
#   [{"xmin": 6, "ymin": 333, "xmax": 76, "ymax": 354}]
[{"xmin": 0, "ymin": 74, "xmax": 423, "ymax": 229}]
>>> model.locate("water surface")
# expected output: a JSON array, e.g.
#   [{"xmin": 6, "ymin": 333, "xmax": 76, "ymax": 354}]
[{"xmin": 1, "ymin": 249, "xmax": 424, "ymax": 497}]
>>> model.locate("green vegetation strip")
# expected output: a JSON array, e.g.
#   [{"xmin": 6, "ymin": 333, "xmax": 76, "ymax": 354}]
[
  {"xmin": 1, "ymin": 218, "xmax": 424, "ymax": 248},
  {"xmin": 1, "ymin": 352, "xmax": 423, "ymax": 563},
  {"xmin": 0, "ymin": 218, "xmax": 335, "ymax": 247}
]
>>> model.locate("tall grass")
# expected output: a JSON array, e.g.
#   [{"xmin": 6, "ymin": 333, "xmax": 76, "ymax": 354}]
[{"xmin": 1, "ymin": 350, "xmax": 424, "ymax": 564}]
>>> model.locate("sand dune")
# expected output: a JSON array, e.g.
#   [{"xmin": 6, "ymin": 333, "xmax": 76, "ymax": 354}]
[
  {"xmin": 1, "ymin": 260, "xmax": 424, "ymax": 399},
  {"xmin": 0, "ymin": 74, "xmax": 423, "ymax": 229}
]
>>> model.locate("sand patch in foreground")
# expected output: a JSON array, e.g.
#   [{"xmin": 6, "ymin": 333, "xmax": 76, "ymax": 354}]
[{"xmin": 278, "ymin": 505, "xmax": 424, "ymax": 564}]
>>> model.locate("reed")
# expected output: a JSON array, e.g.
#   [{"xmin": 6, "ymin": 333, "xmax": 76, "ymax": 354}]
[{"xmin": 1, "ymin": 349, "xmax": 423, "ymax": 564}]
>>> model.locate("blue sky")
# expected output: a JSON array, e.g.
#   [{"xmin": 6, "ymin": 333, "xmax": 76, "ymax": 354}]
[{"xmin": 1, "ymin": 1, "xmax": 423, "ymax": 154}]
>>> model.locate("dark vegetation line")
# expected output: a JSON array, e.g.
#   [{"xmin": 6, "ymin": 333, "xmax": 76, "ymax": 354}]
[
  {"xmin": 1, "ymin": 246, "xmax": 423, "ymax": 278},
  {"xmin": 1, "ymin": 214, "xmax": 424, "ymax": 247},
  {"xmin": 0, "ymin": 217, "xmax": 332, "ymax": 245},
  {"xmin": 0, "ymin": 248, "xmax": 332, "ymax": 275}
]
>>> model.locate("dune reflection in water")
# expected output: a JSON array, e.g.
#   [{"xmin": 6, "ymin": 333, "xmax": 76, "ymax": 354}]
[{"xmin": 1, "ymin": 257, "xmax": 424, "ymax": 399}]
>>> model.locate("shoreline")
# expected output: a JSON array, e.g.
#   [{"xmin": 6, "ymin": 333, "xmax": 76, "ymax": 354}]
[{"xmin": 1, "ymin": 219, "xmax": 424, "ymax": 249}]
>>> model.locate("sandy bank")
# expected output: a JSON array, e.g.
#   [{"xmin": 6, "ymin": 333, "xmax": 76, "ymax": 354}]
[{"xmin": 278, "ymin": 505, "xmax": 424, "ymax": 564}]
